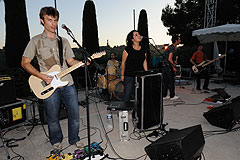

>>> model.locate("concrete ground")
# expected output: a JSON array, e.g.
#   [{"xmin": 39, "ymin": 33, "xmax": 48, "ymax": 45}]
[{"xmin": 0, "ymin": 79, "xmax": 240, "ymax": 160}]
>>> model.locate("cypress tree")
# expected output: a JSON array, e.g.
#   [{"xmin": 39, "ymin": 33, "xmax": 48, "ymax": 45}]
[
  {"xmin": 137, "ymin": 9, "xmax": 151, "ymax": 68},
  {"xmin": 82, "ymin": 0, "xmax": 99, "ymax": 55},
  {"xmin": 4, "ymin": 0, "xmax": 30, "ymax": 68}
]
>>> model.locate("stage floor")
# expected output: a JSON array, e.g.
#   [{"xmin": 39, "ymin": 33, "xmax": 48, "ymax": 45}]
[{"xmin": 1, "ymin": 79, "xmax": 240, "ymax": 160}]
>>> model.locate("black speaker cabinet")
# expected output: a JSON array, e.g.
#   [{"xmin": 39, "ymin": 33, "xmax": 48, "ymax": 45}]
[
  {"xmin": 203, "ymin": 96, "xmax": 240, "ymax": 130},
  {"xmin": 0, "ymin": 75, "xmax": 16, "ymax": 105},
  {"xmin": 38, "ymin": 101, "xmax": 68, "ymax": 124},
  {"xmin": 135, "ymin": 73, "xmax": 163, "ymax": 130},
  {"xmin": 0, "ymin": 100, "xmax": 26, "ymax": 129},
  {"xmin": 145, "ymin": 124, "xmax": 205, "ymax": 160}
]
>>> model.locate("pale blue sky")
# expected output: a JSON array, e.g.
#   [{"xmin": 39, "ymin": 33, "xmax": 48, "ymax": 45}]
[{"xmin": 0, "ymin": 0, "xmax": 175, "ymax": 49}]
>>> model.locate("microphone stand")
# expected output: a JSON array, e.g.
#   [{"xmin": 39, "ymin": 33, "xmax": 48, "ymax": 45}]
[
  {"xmin": 146, "ymin": 39, "xmax": 171, "ymax": 132},
  {"xmin": 65, "ymin": 30, "xmax": 101, "ymax": 160},
  {"xmin": 148, "ymin": 38, "xmax": 176, "ymax": 73}
]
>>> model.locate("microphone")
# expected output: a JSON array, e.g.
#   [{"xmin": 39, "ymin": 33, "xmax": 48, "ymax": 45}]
[
  {"xmin": 61, "ymin": 24, "xmax": 72, "ymax": 33},
  {"xmin": 141, "ymin": 36, "xmax": 151, "ymax": 39}
]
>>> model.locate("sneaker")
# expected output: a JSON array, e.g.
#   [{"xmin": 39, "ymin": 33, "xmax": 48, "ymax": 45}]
[
  {"xmin": 170, "ymin": 96, "xmax": 179, "ymax": 100},
  {"xmin": 163, "ymin": 96, "xmax": 170, "ymax": 100},
  {"xmin": 52, "ymin": 142, "xmax": 62, "ymax": 151},
  {"xmin": 75, "ymin": 141, "xmax": 84, "ymax": 149}
]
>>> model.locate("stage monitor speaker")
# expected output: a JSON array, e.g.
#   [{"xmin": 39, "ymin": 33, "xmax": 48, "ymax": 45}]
[
  {"xmin": 38, "ymin": 101, "xmax": 68, "ymax": 124},
  {"xmin": 145, "ymin": 124, "xmax": 205, "ymax": 160},
  {"xmin": 0, "ymin": 75, "xmax": 16, "ymax": 105},
  {"xmin": 203, "ymin": 96, "xmax": 240, "ymax": 130},
  {"xmin": 135, "ymin": 73, "xmax": 162, "ymax": 130}
]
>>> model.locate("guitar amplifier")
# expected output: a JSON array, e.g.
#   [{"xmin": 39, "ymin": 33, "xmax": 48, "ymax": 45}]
[
  {"xmin": 0, "ymin": 75, "xmax": 16, "ymax": 105},
  {"xmin": 0, "ymin": 100, "xmax": 26, "ymax": 129}
]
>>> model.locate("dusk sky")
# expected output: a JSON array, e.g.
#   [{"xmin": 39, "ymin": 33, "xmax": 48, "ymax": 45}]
[{"xmin": 0, "ymin": 0, "xmax": 175, "ymax": 49}]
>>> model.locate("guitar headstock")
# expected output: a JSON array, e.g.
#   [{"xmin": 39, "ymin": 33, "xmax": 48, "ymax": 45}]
[
  {"xmin": 91, "ymin": 51, "xmax": 106, "ymax": 59},
  {"xmin": 220, "ymin": 54, "xmax": 226, "ymax": 58}
]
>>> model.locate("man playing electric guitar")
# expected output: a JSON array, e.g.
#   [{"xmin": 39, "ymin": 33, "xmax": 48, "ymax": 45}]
[
  {"xmin": 21, "ymin": 6, "xmax": 90, "ymax": 151},
  {"xmin": 190, "ymin": 44, "xmax": 210, "ymax": 91},
  {"xmin": 162, "ymin": 35, "xmax": 181, "ymax": 100}
]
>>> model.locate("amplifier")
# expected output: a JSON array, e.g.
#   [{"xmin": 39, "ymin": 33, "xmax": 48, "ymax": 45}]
[
  {"xmin": 0, "ymin": 75, "xmax": 16, "ymax": 105},
  {"xmin": 0, "ymin": 100, "xmax": 26, "ymax": 129}
]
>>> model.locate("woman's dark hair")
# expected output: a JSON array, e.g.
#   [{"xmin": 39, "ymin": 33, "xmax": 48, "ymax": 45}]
[
  {"xmin": 39, "ymin": 6, "xmax": 59, "ymax": 25},
  {"xmin": 126, "ymin": 30, "xmax": 142, "ymax": 47}
]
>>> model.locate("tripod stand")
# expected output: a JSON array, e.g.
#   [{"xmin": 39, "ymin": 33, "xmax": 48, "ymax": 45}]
[
  {"xmin": 25, "ymin": 97, "xmax": 40, "ymax": 136},
  {"xmin": 0, "ymin": 127, "xmax": 10, "ymax": 159}
]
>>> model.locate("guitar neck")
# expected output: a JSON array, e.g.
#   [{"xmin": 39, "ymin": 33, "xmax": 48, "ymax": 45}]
[
  {"xmin": 56, "ymin": 51, "xmax": 106, "ymax": 79},
  {"xmin": 202, "ymin": 55, "xmax": 225, "ymax": 67},
  {"xmin": 57, "ymin": 61, "xmax": 84, "ymax": 78}
]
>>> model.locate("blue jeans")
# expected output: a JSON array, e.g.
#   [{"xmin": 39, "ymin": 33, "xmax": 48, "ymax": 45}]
[
  {"xmin": 122, "ymin": 76, "xmax": 135, "ymax": 102},
  {"xmin": 43, "ymin": 85, "xmax": 80, "ymax": 145},
  {"xmin": 162, "ymin": 66, "xmax": 175, "ymax": 98}
]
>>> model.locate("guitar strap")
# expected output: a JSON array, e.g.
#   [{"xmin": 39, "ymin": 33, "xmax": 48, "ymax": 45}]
[{"xmin": 58, "ymin": 36, "xmax": 63, "ymax": 66}]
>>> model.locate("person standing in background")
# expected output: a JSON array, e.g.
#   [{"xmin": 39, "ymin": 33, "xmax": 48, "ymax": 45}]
[
  {"xmin": 190, "ymin": 44, "xmax": 210, "ymax": 90},
  {"xmin": 162, "ymin": 35, "xmax": 181, "ymax": 100}
]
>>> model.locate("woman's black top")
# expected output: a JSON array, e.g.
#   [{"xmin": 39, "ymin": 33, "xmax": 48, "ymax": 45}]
[{"xmin": 124, "ymin": 46, "xmax": 146, "ymax": 76}]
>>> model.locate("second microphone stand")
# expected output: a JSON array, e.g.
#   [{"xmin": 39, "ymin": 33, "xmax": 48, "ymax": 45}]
[
  {"xmin": 65, "ymin": 29, "xmax": 105, "ymax": 160},
  {"xmin": 66, "ymin": 30, "xmax": 92, "ymax": 160}
]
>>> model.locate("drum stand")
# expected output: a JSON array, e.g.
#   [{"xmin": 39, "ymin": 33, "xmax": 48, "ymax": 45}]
[
  {"xmin": 106, "ymin": 70, "xmax": 111, "ymax": 100},
  {"xmin": 91, "ymin": 69, "xmax": 105, "ymax": 102}
]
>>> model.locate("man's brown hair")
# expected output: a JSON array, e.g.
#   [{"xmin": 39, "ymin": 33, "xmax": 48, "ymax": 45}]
[{"xmin": 39, "ymin": 6, "xmax": 59, "ymax": 25}]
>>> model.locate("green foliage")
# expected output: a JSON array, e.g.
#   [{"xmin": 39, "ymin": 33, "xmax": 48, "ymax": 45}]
[
  {"xmin": 161, "ymin": 0, "xmax": 240, "ymax": 46},
  {"xmin": 162, "ymin": 0, "xmax": 204, "ymax": 45}
]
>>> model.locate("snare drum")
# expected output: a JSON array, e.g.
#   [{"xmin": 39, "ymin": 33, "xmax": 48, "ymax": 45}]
[
  {"xmin": 108, "ymin": 79, "xmax": 124, "ymax": 100},
  {"xmin": 98, "ymin": 75, "xmax": 107, "ymax": 89}
]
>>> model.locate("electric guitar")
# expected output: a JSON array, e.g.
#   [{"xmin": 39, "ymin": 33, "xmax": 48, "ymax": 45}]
[
  {"xmin": 192, "ymin": 54, "xmax": 226, "ymax": 74},
  {"xmin": 29, "ymin": 51, "xmax": 106, "ymax": 99}
]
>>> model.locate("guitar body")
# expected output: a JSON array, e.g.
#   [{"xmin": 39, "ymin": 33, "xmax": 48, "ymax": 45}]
[
  {"xmin": 192, "ymin": 61, "xmax": 206, "ymax": 74},
  {"xmin": 29, "ymin": 65, "xmax": 69, "ymax": 99},
  {"xmin": 28, "ymin": 51, "xmax": 106, "ymax": 99},
  {"xmin": 192, "ymin": 54, "xmax": 226, "ymax": 74}
]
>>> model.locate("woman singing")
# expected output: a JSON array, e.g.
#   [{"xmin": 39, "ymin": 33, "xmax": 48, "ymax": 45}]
[{"xmin": 121, "ymin": 30, "xmax": 148, "ymax": 102}]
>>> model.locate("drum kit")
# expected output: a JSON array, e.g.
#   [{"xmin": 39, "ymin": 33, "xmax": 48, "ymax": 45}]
[{"xmin": 97, "ymin": 65, "xmax": 124, "ymax": 100}]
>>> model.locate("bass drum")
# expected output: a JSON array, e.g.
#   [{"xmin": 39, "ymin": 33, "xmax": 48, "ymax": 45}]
[
  {"xmin": 108, "ymin": 79, "xmax": 124, "ymax": 100},
  {"xmin": 98, "ymin": 75, "xmax": 107, "ymax": 89}
]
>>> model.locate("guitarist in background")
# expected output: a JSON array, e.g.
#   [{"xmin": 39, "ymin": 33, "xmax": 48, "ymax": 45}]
[
  {"xmin": 190, "ymin": 44, "xmax": 210, "ymax": 90},
  {"xmin": 21, "ymin": 7, "xmax": 86, "ymax": 151},
  {"xmin": 162, "ymin": 35, "xmax": 181, "ymax": 100}
]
